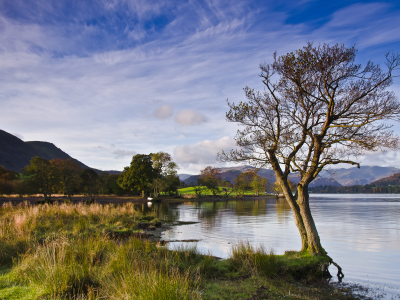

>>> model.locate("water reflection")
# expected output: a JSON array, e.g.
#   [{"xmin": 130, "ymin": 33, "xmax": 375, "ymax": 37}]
[{"xmin": 135, "ymin": 196, "xmax": 400, "ymax": 298}]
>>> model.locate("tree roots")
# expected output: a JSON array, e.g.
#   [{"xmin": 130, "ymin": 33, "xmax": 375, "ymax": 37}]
[{"xmin": 327, "ymin": 255, "xmax": 345, "ymax": 282}]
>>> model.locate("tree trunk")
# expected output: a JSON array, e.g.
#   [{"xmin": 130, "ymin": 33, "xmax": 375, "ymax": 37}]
[
  {"xmin": 47, "ymin": 185, "xmax": 52, "ymax": 200},
  {"xmin": 66, "ymin": 187, "xmax": 71, "ymax": 201},
  {"xmin": 297, "ymin": 184, "xmax": 325, "ymax": 255},
  {"xmin": 283, "ymin": 195, "xmax": 308, "ymax": 251}
]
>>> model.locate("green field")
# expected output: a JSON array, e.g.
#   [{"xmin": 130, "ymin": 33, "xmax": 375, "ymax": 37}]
[{"xmin": 178, "ymin": 186, "xmax": 270, "ymax": 196}]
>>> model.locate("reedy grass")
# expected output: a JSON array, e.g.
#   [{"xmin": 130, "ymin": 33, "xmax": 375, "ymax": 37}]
[
  {"xmin": 11, "ymin": 235, "xmax": 202, "ymax": 299},
  {"xmin": 229, "ymin": 241, "xmax": 279, "ymax": 277},
  {"xmin": 0, "ymin": 201, "xmax": 156, "ymax": 265},
  {"xmin": 0, "ymin": 201, "xmax": 367, "ymax": 300}
]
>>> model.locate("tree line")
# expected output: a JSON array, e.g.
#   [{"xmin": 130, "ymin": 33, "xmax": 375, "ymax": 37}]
[
  {"xmin": 190, "ymin": 166, "xmax": 292, "ymax": 197},
  {"xmin": 309, "ymin": 183, "xmax": 400, "ymax": 194},
  {"xmin": 0, "ymin": 151, "xmax": 181, "ymax": 200}
]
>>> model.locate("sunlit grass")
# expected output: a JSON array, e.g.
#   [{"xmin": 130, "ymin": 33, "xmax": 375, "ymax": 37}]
[
  {"xmin": 0, "ymin": 201, "xmax": 365, "ymax": 300},
  {"xmin": 178, "ymin": 186, "xmax": 269, "ymax": 196},
  {"xmin": 229, "ymin": 241, "xmax": 279, "ymax": 277}
]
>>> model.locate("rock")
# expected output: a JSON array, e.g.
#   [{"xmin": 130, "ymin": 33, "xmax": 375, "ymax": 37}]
[{"xmin": 138, "ymin": 222, "xmax": 150, "ymax": 229}]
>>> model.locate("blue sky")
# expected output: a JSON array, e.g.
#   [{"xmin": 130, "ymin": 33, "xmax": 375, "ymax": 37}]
[{"xmin": 1, "ymin": 0, "xmax": 400, "ymax": 174}]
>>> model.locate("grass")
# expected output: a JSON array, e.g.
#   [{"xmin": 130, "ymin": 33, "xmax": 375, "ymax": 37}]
[
  {"xmin": 0, "ymin": 201, "xmax": 372, "ymax": 300},
  {"xmin": 178, "ymin": 186, "xmax": 270, "ymax": 197}
]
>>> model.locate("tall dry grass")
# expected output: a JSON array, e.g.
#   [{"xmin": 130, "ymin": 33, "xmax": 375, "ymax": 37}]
[
  {"xmin": 0, "ymin": 201, "xmax": 202, "ymax": 299},
  {"xmin": 0, "ymin": 201, "xmax": 150, "ymax": 265},
  {"xmin": 11, "ymin": 234, "xmax": 201, "ymax": 299}
]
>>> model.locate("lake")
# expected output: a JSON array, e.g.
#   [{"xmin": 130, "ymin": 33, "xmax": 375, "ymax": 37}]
[{"xmin": 139, "ymin": 195, "xmax": 400, "ymax": 299}]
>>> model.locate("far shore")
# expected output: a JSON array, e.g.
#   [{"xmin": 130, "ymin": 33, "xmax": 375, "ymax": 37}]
[{"xmin": 0, "ymin": 194, "xmax": 278, "ymax": 206}]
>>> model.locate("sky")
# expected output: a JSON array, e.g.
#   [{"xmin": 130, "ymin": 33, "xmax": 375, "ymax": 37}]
[{"xmin": 1, "ymin": 0, "xmax": 400, "ymax": 174}]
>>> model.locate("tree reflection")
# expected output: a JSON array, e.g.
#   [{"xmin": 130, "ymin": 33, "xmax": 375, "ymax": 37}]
[{"xmin": 275, "ymin": 198, "xmax": 291, "ymax": 224}]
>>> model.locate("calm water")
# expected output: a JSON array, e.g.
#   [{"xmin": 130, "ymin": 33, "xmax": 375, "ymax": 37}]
[{"xmin": 139, "ymin": 195, "xmax": 400, "ymax": 298}]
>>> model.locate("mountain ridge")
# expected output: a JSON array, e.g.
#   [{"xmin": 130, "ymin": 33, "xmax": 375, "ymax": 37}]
[
  {"xmin": 0, "ymin": 130, "xmax": 120, "ymax": 174},
  {"xmin": 182, "ymin": 166, "xmax": 342, "ymax": 187},
  {"xmin": 182, "ymin": 165, "xmax": 400, "ymax": 187}
]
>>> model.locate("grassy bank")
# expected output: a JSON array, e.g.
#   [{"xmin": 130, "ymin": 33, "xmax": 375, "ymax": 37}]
[
  {"xmin": 0, "ymin": 201, "xmax": 370, "ymax": 299},
  {"xmin": 178, "ymin": 186, "xmax": 271, "ymax": 197}
]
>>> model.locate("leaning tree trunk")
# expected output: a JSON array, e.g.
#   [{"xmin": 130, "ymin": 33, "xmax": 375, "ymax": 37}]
[
  {"xmin": 297, "ymin": 184, "xmax": 325, "ymax": 255},
  {"xmin": 281, "ymin": 188, "xmax": 308, "ymax": 251}
]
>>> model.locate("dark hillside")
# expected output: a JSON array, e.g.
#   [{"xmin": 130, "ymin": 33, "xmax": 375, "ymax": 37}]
[
  {"xmin": 366, "ymin": 173, "xmax": 400, "ymax": 187},
  {"xmin": 0, "ymin": 130, "xmax": 90, "ymax": 172},
  {"xmin": 319, "ymin": 166, "xmax": 400, "ymax": 186}
]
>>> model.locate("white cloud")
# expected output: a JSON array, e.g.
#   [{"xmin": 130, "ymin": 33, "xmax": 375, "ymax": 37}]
[
  {"xmin": 174, "ymin": 109, "xmax": 208, "ymax": 126},
  {"xmin": 153, "ymin": 104, "xmax": 173, "ymax": 119},
  {"xmin": 0, "ymin": 0, "xmax": 399, "ymax": 173},
  {"xmin": 113, "ymin": 149, "xmax": 137, "ymax": 159},
  {"xmin": 173, "ymin": 136, "xmax": 236, "ymax": 165}
]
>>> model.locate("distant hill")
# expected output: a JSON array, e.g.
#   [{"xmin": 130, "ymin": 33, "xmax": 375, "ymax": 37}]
[
  {"xmin": 178, "ymin": 174, "xmax": 193, "ymax": 181},
  {"xmin": 319, "ymin": 166, "xmax": 400, "ymax": 186},
  {"xmin": 0, "ymin": 130, "xmax": 120, "ymax": 174},
  {"xmin": 183, "ymin": 165, "xmax": 342, "ymax": 187},
  {"xmin": 366, "ymin": 173, "xmax": 400, "ymax": 187}
]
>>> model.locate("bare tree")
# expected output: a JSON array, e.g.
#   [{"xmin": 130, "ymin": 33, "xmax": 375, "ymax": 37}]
[{"xmin": 218, "ymin": 43, "xmax": 400, "ymax": 257}]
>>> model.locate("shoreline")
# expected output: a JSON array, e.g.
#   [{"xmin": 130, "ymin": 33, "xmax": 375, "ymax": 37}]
[{"xmin": 0, "ymin": 194, "xmax": 278, "ymax": 206}]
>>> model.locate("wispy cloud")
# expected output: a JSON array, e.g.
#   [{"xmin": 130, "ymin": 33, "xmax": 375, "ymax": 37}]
[
  {"xmin": 113, "ymin": 149, "xmax": 137, "ymax": 159},
  {"xmin": 173, "ymin": 136, "xmax": 237, "ymax": 172},
  {"xmin": 153, "ymin": 104, "xmax": 173, "ymax": 119},
  {"xmin": 174, "ymin": 109, "xmax": 208, "ymax": 126},
  {"xmin": 0, "ymin": 0, "xmax": 399, "ymax": 172}
]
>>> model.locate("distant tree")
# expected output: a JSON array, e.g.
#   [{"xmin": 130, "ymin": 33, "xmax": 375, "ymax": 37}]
[
  {"xmin": 51, "ymin": 159, "xmax": 82, "ymax": 201},
  {"xmin": 117, "ymin": 154, "xmax": 159, "ymax": 197},
  {"xmin": 233, "ymin": 171, "xmax": 254, "ymax": 197},
  {"xmin": 98, "ymin": 173, "xmax": 126, "ymax": 195},
  {"xmin": 0, "ymin": 181, "xmax": 13, "ymax": 195},
  {"xmin": 221, "ymin": 180, "xmax": 234, "ymax": 197},
  {"xmin": 273, "ymin": 179, "xmax": 294, "ymax": 197},
  {"xmin": 193, "ymin": 185, "xmax": 206, "ymax": 198},
  {"xmin": 0, "ymin": 166, "xmax": 19, "ymax": 182},
  {"xmin": 148, "ymin": 178, "xmax": 167, "ymax": 197},
  {"xmin": 0, "ymin": 166, "xmax": 19, "ymax": 195},
  {"xmin": 80, "ymin": 169, "xmax": 99, "ymax": 200},
  {"xmin": 198, "ymin": 166, "xmax": 222, "ymax": 197},
  {"xmin": 149, "ymin": 152, "xmax": 180, "ymax": 196},
  {"xmin": 218, "ymin": 43, "xmax": 400, "ymax": 256},
  {"xmin": 164, "ymin": 174, "xmax": 181, "ymax": 195},
  {"xmin": 251, "ymin": 173, "xmax": 268, "ymax": 196},
  {"xmin": 22, "ymin": 156, "xmax": 58, "ymax": 200},
  {"xmin": 151, "ymin": 151, "xmax": 179, "ymax": 176}
]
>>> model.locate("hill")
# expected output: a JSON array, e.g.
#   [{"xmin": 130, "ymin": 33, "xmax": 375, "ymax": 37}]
[
  {"xmin": 183, "ymin": 166, "xmax": 342, "ymax": 187},
  {"xmin": 366, "ymin": 172, "xmax": 400, "ymax": 187},
  {"xmin": 0, "ymin": 130, "xmax": 120, "ymax": 174},
  {"xmin": 319, "ymin": 166, "xmax": 400, "ymax": 186}
]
